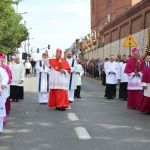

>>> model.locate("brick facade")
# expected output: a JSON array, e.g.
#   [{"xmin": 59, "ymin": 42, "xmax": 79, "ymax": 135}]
[
  {"xmin": 91, "ymin": 0, "xmax": 141, "ymax": 32},
  {"xmin": 85, "ymin": 0, "xmax": 150, "ymax": 59}
]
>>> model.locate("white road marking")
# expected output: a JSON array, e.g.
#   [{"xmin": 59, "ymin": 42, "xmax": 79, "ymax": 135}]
[
  {"xmin": 67, "ymin": 113, "xmax": 79, "ymax": 121},
  {"xmin": 75, "ymin": 127, "xmax": 91, "ymax": 140}
]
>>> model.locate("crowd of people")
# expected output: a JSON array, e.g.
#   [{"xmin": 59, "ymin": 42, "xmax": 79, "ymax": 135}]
[
  {"xmin": 36, "ymin": 49, "xmax": 84, "ymax": 108},
  {"xmin": 0, "ymin": 47, "xmax": 150, "ymax": 134},
  {"xmin": 83, "ymin": 48, "xmax": 150, "ymax": 114}
]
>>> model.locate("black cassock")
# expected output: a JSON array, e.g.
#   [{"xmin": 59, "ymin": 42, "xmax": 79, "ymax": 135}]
[{"xmin": 10, "ymin": 85, "xmax": 24, "ymax": 100}]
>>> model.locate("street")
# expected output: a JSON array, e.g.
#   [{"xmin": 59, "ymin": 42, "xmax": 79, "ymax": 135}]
[{"xmin": 1, "ymin": 76, "xmax": 150, "ymax": 150}]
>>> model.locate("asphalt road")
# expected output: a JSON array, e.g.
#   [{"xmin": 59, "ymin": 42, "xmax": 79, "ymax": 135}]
[{"xmin": 0, "ymin": 76, "xmax": 150, "ymax": 150}]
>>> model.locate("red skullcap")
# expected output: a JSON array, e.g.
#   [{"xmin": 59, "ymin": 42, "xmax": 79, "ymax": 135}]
[
  {"xmin": 56, "ymin": 48, "xmax": 62, "ymax": 53},
  {"xmin": 132, "ymin": 48, "xmax": 139, "ymax": 55}
]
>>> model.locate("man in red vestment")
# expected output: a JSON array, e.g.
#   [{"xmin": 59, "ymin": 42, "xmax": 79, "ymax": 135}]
[
  {"xmin": 125, "ymin": 48, "xmax": 144, "ymax": 109},
  {"xmin": 47, "ymin": 49, "xmax": 71, "ymax": 111},
  {"xmin": 140, "ymin": 55, "xmax": 150, "ymax": 113}
]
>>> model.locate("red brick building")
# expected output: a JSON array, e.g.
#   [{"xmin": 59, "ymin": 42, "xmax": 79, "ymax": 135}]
[
  {"xmin": 84, "ymin": 0, "xmax": 150, "ymax": 59},
  {"xmin": 91, "ymin": 0, "xmax": 142, "ymax": 32}
]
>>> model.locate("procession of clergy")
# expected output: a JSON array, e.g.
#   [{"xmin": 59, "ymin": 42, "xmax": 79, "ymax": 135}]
[
  {"xmin": 0, "ymin": 49, "xmax": 84, "ymax": 133},
  {"xmin": 104, "ymin": 47, "xmax": 150, "ymax": 113},
  {"xmin": 0, "ymin": 47, "xmax": 150, "ymax": 134},
  {"xmin": 36, "ymin": 49, "xmax": 84, "ymax": 109}
]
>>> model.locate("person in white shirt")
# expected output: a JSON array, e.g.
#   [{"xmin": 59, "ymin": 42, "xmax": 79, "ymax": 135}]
[
  {"xmin": 104, "ymin": 55, "xmax": 118, "ymax": 99},
  {"xmin": 74, "ymin": 59, "xmax": 84, "ymax": 98},
  {"xmin": 10, "ymin": 56, "xmax": 25, "ymax": 102},
  {"xmin": 25, "ymin": 60, "xmax": 31, "ymax": 78},
  {"xmin": 117, "ymin": 55, "xmax": 128, "ymax": 100},
  {"xmin": 66, "ymin": 50, "xmax": 77, "ymax": 103}
]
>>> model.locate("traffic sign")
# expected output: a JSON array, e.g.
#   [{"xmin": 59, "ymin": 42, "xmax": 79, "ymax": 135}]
[{"xmin": 123, "ymin": 35, "xmax": 137, "ymax": 47}]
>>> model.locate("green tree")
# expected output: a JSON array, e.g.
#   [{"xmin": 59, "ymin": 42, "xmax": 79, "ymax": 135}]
[{"xmin": 0, "ymin": 0, "xmax": 28, "ymax": 54}]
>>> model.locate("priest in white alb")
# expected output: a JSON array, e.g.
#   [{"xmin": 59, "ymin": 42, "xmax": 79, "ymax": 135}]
[
  {"xmin": 66, "ymin": 50, "xmax": 77, "ymax": 103},
  {"xmin": 104, "ymin": 55, "xmax": 118, "ymax": 99},
  {"xmin": 36, "ymin": 53, "xmax": 50, "ymax": 104}
]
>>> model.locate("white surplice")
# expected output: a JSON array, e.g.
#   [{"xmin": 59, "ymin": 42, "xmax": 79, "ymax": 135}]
[
  {"xmin": 36, "ymin": 59, "xmax": 50, "ymax": 104},
  {"xmin": 49, "ymin": 67, "xmax": 69, "ymax": 90},
  {"xmin": 127, "ymin": 72, "xmax": 143, "ymax": 90},
  {"xmin": 66, "ymin": 57, "xmax": 77, "ymax": 102},
  {"xmin": 142, "ymin": 83, "xmax": 150, "ymax": 97},
  {"xmin": 75, "ymin": 64, "xmax": 84, "ymax": 86},
  {"xmin": 0, "ymin": 67, "xmax": 9, "ymax": 133},
  {"xmin": 105, "ymin": 61, "xmax": 118, "ymax": 84},
  {"xmin": 117, "ymin": 62, "xmax": 128, "ymax": 83}
]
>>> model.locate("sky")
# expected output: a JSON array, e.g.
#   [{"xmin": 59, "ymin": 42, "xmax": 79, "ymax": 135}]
[{"xmin": 18, "ymin": 0, "xmax": 91, "ymax": 60}]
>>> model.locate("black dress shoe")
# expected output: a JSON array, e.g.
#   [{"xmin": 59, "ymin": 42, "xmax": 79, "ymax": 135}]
[
  {"xmin": 59, "ymin": 107, "xmax": 66, "ymax": 111},
  {"xmin": 40, "ymin": 103, "xmax": 47, "ymax": 105},
  {"xmin": 77, "ymin": 96, "xmax": 82, "ymax": 98},
  {"xmin": 107, "ymin": 97, "xmax": 113, "ymax": 100},
  {"xmin": 69, "ymin": 101, "xmax": 73, "ymax": 103},
  {"xmin": 56, "ymin": 107, "xmax": 66, "ymax": 111}
]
